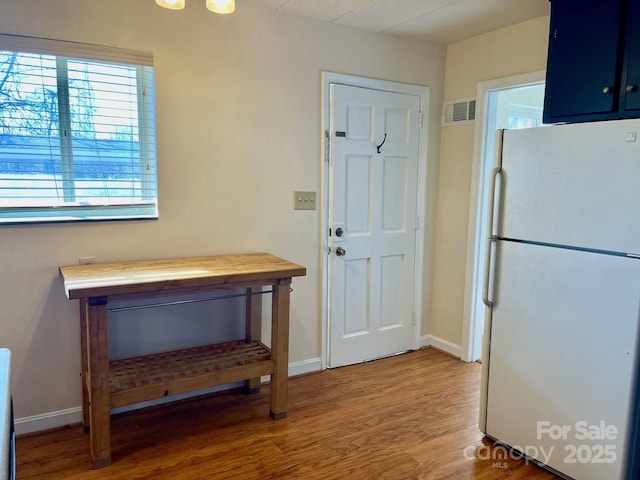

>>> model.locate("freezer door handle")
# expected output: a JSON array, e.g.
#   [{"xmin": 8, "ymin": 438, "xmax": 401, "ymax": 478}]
[{"xmin": 486, "ymin": 155, "xmax": 502, "ymax": 239}]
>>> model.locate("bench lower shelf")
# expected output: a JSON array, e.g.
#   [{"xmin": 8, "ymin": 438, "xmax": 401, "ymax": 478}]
[{"xmin": 101, "ymin": 340, "xmax": 274, "ymax": 409}]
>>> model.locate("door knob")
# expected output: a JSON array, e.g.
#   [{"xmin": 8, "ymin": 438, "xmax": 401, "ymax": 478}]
[
  {"xmin": 335, "ymin": 247, "xmax": 346, "ymax": 257},
  {"xmin": 602, "ymin": 86, "xmax": 613, "ymax": 94},
  {"xmin": 626, "ymin": 85, "xmax": 638, "ymax": 93},
  {"xmin": 335, "ymin": 227, "xmax": 344, "ymax": 237}
]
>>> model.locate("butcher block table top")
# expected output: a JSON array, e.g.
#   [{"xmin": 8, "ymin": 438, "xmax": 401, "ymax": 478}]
[{"xmin": 59, "ymin": 252, "xmax": 307, "ymax": 299}]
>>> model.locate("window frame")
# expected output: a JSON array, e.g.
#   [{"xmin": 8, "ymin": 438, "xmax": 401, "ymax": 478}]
[{"xmin": 0, "ymin": 34, "xmax": 158, "ymax": 224}]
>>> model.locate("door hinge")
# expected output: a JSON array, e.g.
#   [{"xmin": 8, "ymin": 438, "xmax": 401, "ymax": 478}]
[
  {"xmin": 418, "ymin": 111, "xmax": 424, "ymax": 128},
  {"xmin": 411, "ymin": 310, "xmax": 417, "ymax": 326},
  {"xmin": 414, "ymin": 215, "xmax": 420, "ymax": 230},
  {"xmin": 325, "ymin": 130, "xmax": 331, "ymax": 163}
]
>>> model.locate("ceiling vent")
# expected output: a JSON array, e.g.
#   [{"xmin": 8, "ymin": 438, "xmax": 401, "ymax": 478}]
[{"xmin": 441, "ymin": 98, "xmax": 476, "ymax": 127}]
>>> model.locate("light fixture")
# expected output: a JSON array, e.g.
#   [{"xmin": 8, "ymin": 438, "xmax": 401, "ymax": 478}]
[
  {"xmin": 205, "ymin": 0, "xmax": 235, "ymax": 14},
  {"xmin": 155, "ymin": 0, "xmax": 235, "ymax": 14},
  {"xmin": 155, "ymin": 0, "xmax": 185, "ymax": 9}
]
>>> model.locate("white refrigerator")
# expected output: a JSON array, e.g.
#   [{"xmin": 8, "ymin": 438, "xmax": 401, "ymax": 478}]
[{"xmin": 480, "ymin": 119, "xmax": 640, "ymax": 480}]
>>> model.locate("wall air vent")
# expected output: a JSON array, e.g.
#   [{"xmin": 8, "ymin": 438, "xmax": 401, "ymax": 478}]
[{"xmin": 441, "ymin": 98, "xmax": 476, "ymax": 127}]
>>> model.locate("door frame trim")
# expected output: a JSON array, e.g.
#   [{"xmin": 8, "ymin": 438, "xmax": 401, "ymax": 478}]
[
  {"xmin": 320, "ymin": 72, "xmax": 430, "ymax": 369},
  {"xmin": 460, "ymin": 70, "xmax": 546, "ymax": 362}
]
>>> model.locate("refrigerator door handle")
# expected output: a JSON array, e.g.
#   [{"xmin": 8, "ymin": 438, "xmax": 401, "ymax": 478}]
[
  {"xmin": 482, "ymin": 237, "xmax": 496, "ymax": 308},
  {"xmin": 482, "ymin": 166, "xmax": 502, "ymax": 308}
]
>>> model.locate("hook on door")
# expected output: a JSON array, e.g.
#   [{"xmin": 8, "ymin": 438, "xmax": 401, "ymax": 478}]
[{"xmin": 376, "ymin": 133, "xmax": 387, "ymax": 153}]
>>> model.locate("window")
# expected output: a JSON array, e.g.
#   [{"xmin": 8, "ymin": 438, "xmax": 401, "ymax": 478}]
[{"xmin": 0, "ymin": 35, "xmax": 157, "ymax": 223}]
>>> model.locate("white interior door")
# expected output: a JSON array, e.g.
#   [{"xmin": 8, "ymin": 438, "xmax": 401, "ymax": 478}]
[{"xmin": 328, "ymin": 84, "xmax": 421, "ymax": 368}]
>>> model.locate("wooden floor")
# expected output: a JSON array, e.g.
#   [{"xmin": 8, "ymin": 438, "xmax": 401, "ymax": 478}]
[{"xmin": 16, "ymin": 348, "xmax": 559, "ymax": 479}]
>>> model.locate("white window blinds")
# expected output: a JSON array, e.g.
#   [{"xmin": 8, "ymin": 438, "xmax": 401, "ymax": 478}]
[{"xmin": 0, "ymin": 34, "xmax": 157, "ymax": 223}]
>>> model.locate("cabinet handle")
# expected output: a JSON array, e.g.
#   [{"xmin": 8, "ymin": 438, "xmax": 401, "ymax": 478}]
[
  {"xmin": 626, "ymin": 85, "xmax": 638, "ymax": 93},
  {"xmin": 602, "ymin": 86, "xmax": 613, "ymax": 94}
]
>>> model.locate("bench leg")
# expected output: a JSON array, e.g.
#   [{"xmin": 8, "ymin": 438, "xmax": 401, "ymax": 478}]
[
  {"xmin": 79, "ymin": 299, "xmax": 90, "ymax": 433},
  {"xmin": 86, "ymin": 297, "xmax": 111, "ymax": 469},
  {"xmin": 270, "ymin": 279, "xmax": 290, "ymax": 419},
  {"xmin": 245, "ymin": 287, "xmax": 263, "ymax": 394}
]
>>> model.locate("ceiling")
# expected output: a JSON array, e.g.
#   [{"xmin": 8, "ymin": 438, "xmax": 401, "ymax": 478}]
[{"xmin": 250, "ymin": 0, "xmax": 550, "ymax": 45}]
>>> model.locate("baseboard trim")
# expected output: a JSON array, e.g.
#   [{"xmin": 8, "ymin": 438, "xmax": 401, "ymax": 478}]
[
  {"xmin": 421, "ymin": 335, "xmax": 461, "ymax": 359},
  {"xmin": 15, "ymin": 406, "xmax": 82, "ymax": 436},
  {"xmin": 289, "ymin": 357, "xmax": 322, "ymax": 377},
  {"xmin": 15, "ymin": 357, "xmax": 324, "ymax": 435}
]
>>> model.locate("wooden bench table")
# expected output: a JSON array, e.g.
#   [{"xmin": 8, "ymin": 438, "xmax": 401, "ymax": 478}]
[{"xmin": 59, "ymin": 253, "xmax": 306, "ymax": 469}]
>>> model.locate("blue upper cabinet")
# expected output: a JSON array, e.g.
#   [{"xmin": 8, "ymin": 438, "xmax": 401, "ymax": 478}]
[
  {"xmin": 543, "ymin": 0, "xmax": 640, "ymax": 123},
  {"xmin": 623, "ymin": 0, "xmax": 640, "ymax": 111}
]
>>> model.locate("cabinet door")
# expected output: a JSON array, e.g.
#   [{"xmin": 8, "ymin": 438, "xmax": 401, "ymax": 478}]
[
  {"xmin": 543, "ymin": 0, "xmax": 625, "ymax": 123},
  {"xmin": 623, "ymin": 0, "xmax": 640, "ymax": 111}
]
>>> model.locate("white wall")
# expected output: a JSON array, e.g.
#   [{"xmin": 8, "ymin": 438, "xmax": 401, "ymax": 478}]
[{"xmin": 0, "ymin": 0, "xmax": 445, "ymax": 428}]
